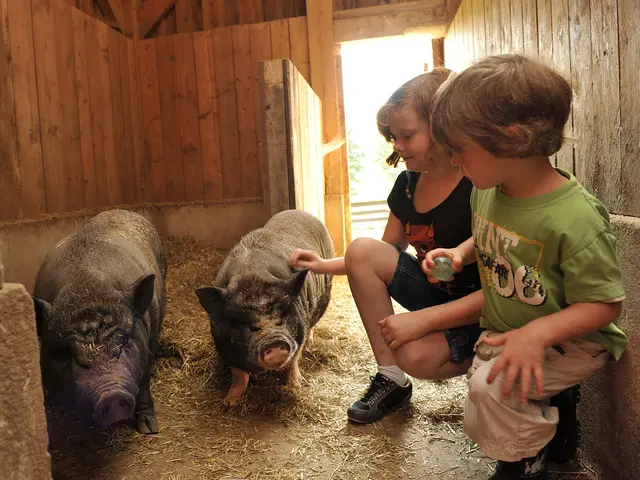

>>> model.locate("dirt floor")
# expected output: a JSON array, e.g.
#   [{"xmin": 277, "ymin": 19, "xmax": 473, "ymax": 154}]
[{"xmin": 46, "ymin": 236, "xmax": 597, "ymax": 480}]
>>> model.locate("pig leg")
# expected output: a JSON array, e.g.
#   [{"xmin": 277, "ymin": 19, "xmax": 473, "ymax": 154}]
[
  {"xmin": 224, "ymin": 367, "xmax": 249, "ymax": 407},
  {"xmin": 307, "ymin": 328, "xmax": 314, "ymax": 346},
  {"xmin": 134, "ymin": 357, "xmax": 159, "ymax": 434}
]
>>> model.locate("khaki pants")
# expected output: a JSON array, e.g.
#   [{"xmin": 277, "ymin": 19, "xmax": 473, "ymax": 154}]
[{"xmin": 464, "ymin": 329, "xmax": 610, "ymax": 462}]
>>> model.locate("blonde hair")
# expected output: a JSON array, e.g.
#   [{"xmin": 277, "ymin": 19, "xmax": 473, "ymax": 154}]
[
  {"xmin": 376, "ymin": 67, "xmax": 453, "ymax": 167},
  {"xmin": 431, "ymin": 54, "xmax": 572, "ymax": 157}
]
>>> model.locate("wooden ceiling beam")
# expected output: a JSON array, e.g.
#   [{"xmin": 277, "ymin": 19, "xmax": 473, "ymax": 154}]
[
  {"xmin": 332, "ymin": 0, "xmax": 449, "ymax": 43},
  {"xmin": 139, "ymin": 0, "xmax": 179, "ymax": 39}
]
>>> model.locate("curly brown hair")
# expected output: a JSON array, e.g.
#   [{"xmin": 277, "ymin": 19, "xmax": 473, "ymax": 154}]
[
  {"xmin": 376, "ymin": 67, "xmax": 453, "ymax": 167},
  {"xmin": 431, "ymin": 54, "xmax": 572, "ymax": 158}
]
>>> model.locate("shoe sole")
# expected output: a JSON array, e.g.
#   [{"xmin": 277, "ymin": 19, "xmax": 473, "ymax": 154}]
[{"xmin": 347, "ymin": 397, "xmax": 411, "ymax": 424}]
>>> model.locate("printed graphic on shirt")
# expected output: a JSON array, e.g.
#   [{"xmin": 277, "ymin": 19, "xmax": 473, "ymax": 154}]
[
  {"xmin": 405, "ymin": 222, "xmax": 436, "ymax": 259},
  {"xmin": 473, "ymin": 212, "xmax": 548, "ymax": 306}
]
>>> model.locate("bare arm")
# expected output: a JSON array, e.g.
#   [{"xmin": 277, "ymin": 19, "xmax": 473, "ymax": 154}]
[{"xmin": 381, "ymin": 211, "xmax": 409, "ymax": 250}]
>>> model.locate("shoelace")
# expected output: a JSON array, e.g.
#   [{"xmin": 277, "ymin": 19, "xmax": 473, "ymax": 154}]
[{"xmin": 361, "ymin": 375, "xmax": 394, "ymax": 404}]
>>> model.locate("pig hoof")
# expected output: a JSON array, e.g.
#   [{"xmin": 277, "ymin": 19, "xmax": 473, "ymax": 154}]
[
  {"xmin": 135, "ymin": 413, "xmax": 159, "ymax": 434},
  {"xmin": 223, "ymin": 395, "xmax": 243, "ymax": 408}
]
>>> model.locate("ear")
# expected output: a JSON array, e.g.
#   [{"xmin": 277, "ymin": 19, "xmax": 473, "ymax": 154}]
[
  {"xmin": 32, "ymin": 296, "xmax": 52, "ymax": 337},
  {"xmin": 194, "ymin": 286, "xmax": 226, "ymax": 315},
  {"xmin": 130, "ymin": 274, "xmax": 156, "ymax": 316},
  {"xmin": 285, "ymin": 268, "xmax": 309, "ymax": 299}
]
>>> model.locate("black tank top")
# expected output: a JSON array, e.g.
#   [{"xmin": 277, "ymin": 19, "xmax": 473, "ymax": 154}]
[{"xmin": 387, "ymin": 170, "xmax": 480, "ymax": 290}]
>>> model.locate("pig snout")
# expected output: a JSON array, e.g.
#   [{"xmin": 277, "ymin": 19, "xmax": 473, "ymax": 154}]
[
  {"xmin": 260, "ymin": 340, "xmax": 292, "ymax": 369},
  {"xmin": 92, "ymin": 385, "xmax": 136, "ymax": 427}
]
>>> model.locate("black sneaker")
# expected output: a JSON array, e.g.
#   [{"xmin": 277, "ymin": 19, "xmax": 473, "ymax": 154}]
[
  {"xmin": 489, "ymin": 445, "xmax": 549, "ymax": 480},
  {"xmin": 347, "ymin": 373, "xmax": 412, "ymax": 424},
  {"xmin": 548, "ymin": 384, "xmax": 581, "ymax": 464}
]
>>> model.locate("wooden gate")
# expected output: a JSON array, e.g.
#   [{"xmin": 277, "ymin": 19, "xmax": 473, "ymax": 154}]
[{"xmin": 259, "ymin": 58, "xmax": 325, "ymax": 223}]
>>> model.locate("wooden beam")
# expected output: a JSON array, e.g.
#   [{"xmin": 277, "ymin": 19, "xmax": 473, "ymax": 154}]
[
  {"xmin": 139, "ymin": 0, "xmax": 178, "ymax": 38},
  {"xmin": 432, "ymin": 37, "xmax": 444, "ymax": 68},
  {"xmin": 333, "ymin": 0, "xmax": 448, "ymax": 43},
  {"xmin": 107, "ymin": 0, "xmax": 133, "ymax": 36}
]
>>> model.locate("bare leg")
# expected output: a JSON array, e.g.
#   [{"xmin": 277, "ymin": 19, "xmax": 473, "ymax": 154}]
[
  {"xmin": 224, "ymin": 367, "xmax": 249, "ymax": 407},
  {"xmin": 393, "ymin": 332, "xmax": 472, "ymax": 380},
  {"xmin": 344, "ymin": 238, "xmax": 401, "ymax": 367}
]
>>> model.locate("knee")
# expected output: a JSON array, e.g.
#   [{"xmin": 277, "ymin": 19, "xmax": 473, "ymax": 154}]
[
  {"xmin": 394, "ymin": 344, "xmax": 437, "ymax": 379},
  {"xmin": 344, "ymin": 237, "xmax": 380, "ymax": 272},
  {"xmin": 468, "ymin": 367, "xmax": 497, "ymax": 405}
]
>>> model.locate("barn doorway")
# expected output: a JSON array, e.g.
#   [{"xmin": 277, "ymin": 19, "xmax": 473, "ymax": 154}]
[{"xmin": 339, "ymin": 34, "xmax": 434, "ymax": 241}]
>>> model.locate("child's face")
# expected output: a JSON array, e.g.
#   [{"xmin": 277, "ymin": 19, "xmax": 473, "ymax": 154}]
[
  {"xmin": 389, "ymin": 107, "xmax": 433, "ymax": 172},
  {"xmin": 450, "ymin": 143, "xmax": 513, "ymax": 189}
]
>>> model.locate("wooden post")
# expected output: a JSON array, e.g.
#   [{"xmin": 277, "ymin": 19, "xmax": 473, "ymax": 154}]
[
  {"xmin": 306, "ymin": 0, "xmax": 350, "ymax": 256},
  {"xmin": 432, "ymin": 37, "xmax": 444, "ymax": 68}
]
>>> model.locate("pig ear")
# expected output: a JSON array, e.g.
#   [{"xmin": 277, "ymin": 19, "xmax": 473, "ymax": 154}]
[
  {"xmin": 286, "ymin": 268, "xmax": 309, "ymax": 299},
  {"xmin": 195, "ymin": 286, "xmax": 226, "ymax": 315},
  {"xmin": 32, "ymin": 296, "xmax": 52, "ymax": 336},
  {"xmin": 130, "ymin": 274, "xmax": 156, "ymax": 316}
]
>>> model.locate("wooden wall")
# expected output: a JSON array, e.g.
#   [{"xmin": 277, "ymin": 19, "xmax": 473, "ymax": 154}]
[
  {"xmin": 0, "ymin": 0, "xmax": 310, "ymax": 222},
  {"xmin": 0, "ymin": 0, "xmax": 142, "ymax": 221},
  {"xmin": 138, "ymin": 16, "xmax": 310, "ymax": 203},
  {"xmin": 444, "ymin": 0, "xmax": 640, "ymax": 217}
]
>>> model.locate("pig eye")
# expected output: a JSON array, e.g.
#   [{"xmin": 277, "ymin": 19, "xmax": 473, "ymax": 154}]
[{"xmin": 248, "ymin": 324, "xmax": 261, "ymax": 332}]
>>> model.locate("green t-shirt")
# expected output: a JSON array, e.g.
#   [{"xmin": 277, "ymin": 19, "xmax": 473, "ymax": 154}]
[{"xmin": 471, "ymin": 169, "xmax": 627, "ymax": 361}]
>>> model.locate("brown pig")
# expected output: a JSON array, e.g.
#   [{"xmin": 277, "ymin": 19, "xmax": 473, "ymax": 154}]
[{"xmin": 195, "ymin": 209, "xmax": 334, "ymax": 406}]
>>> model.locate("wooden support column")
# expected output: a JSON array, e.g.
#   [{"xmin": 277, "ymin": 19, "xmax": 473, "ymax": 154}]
[
  {"xmin": 306, "ymin": 0, "xmax": 350, "ymax": 256},
  {"xmin": 432, "ymin": 37, "xmax": 444, "ymax": 68}
]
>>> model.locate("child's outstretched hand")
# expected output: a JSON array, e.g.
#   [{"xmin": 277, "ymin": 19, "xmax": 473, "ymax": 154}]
[
  {"xmin": 421, "ymin": 247, "xmax": 465, "ymax": 283},
  {"xmin": 289, "ymin": 248, "xmax": 326, "ymax": 273},
  {"xmin": 482, "ymin": 328, "xmax": 546, "ymax": 404}
]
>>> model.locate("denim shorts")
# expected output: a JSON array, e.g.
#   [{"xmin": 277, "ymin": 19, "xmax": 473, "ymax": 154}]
[{"xmin": 387, "ymin": 246, "xmax": 484, "ymax": 364}]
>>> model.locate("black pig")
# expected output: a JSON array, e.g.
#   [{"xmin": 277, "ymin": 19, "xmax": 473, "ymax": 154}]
[
  {"xmin": 195, "ymin": 209, "xmax": 334, "ymax": 406},
  {"xmin": 33, "ymin": 209, "xmax": 167, "ymax": 434}
]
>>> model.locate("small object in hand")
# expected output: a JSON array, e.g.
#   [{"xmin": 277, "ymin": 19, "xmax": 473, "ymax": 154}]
[{"xmin": 432, "ymin": 256, "xmax": 454, "ymax": 281}]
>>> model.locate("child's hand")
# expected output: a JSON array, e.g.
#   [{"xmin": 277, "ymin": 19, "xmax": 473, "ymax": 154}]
[
  {"xmin": 482, "ymin": 329, "xmax": 546, "ymax": 404},
  {"xmin": 378, "ymin": 310, "xmax": 433, "ymax": 349},
  {"xmin": 421, "ymin": 248, "xmax": 464, "ymax": 283},
  {"xmin": 289, "ymin": 249, "xmax": 326, "ymax": 273}
]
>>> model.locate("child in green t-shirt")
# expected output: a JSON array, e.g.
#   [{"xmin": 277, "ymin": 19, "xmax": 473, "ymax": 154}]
[{"xmin": 423, "ymin": 54, "xmax": 627, "ymax": 480}]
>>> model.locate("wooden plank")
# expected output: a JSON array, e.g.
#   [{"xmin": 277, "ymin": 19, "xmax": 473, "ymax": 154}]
[
  {"xmin": 498, "ymin": 0, "xmax": 511, "ymax": 52},
  {"xmin": 83, "ymin": 16, "xmax": 108, "ymax": 206},
  {"xmin": 459, "ymin": 0, "xmax": 473, "ymax": 66},
  {"xmin": 586, "ymin": 0, "xmax": 620, "ymax": 212},
  {"xmin": 619, "ymin": 0, "xmax": 640, "ymax": 215},
  {"xmin": 107, "ymin": 27, "xmax": 128, "ymax": 206},
  {"xmin": 126, "ymin": 39, "xmax": 144, "ymax": 202},
  {"xmin": 238, "ymin": 0, "xmax": 263, "ymax": 23},
  {"xmin": 264, "ymin": 0, "xmax": 284, "ymax": 21},
  {"xmin": 7, "ymin": 0, "xmax": 46, "ymax": 218},
  {"xmin": 78, "ymin": 0, "xmax": 96, "ymax": 16},
  {"xmin": 117, "ymin": 33, "xmax": 136, "ymax": 203},
  {"xmin": 270, "ymin": 18, "xmax": 290, "ymax": 59},
  {"xmin": 472, "ymin": 0, "xmax": 486, "ymax": 59},
  {"xmin": 334, "ymin": 0, "xmax": 345, "ymax": 11},
  {"xmin": 174, "ymin": 33, "xmax": 204, "ymax": 201},
  {"xmin": 333, "ymin": 0, "xmax": 448, "ymax": 42},
  {"xmin": 232, "ymin": 25, "xmax": 260, "ymax": 198},
  {"xmin": 294, "ymin": 0, "xmax": 306, "ymax": 16},
  {"xmin": 0, "ymin": 0, "xmax": 21, "ymax": 220},
  {"xmin": 165, "ymin": 7, "xmax": 177, "ymax": 34},
  {"xmin": 137, "ymin": 39, "xmax": 167, "ymax": 201},
  {"xmin": 510, "ymin": 0, "xmax": 524, "ymax": 53},
  {"xmin": 537, "ymin": 0, "xmax": 553, "ymax": 65},
  {"xmin": 175, "ymin": 0, "xmax": 200, "ymax": 33},
  {"xmin": 156, "ymin": 35, "xmax": 186, "ymax": 202},
  {"xmin": 201, "ymin": 0, "xmax": 215, "ymax": 29},
  {"xmin": 193, "ymin": 30, "xmax": 223, "ymax": 201},
  {"xmin": 288, "ymin": 17, "xmax": 310, "ymax": 83},
  {"xmin": 356, "ymin": 0, "xmax": 378, "ymax": 7},
  {"xmin": 521, "ymin": 0, "xmax": 538, "ymax": 57},
  {"xmin": 483, "ymin": 0, "xmax": 498, "ymax": 55},
  {"xmin": 217, "ymin": 0, "xmax": 237, "ymax": 26},
  {"xmin": 32, "ymin": 0, "xmax": 66, "ymax": 213},
  {"xmin": 212, "ymin": 27, "xmax": 243, "ymax": 198},
  {"xmin": 54, "ymin": 0, "xmax": 85, "ymax": 211},
  {"xmin": 431, "ymin": 37, "xmax": 444, "ymax": 67},
  {"xmin": 250, "ymin": 22, "xmax": 272, "ymax": 200},
  {"xmin": 139, "ymin": 0, "xmax": 178, "ymax": 38},
  {"xmin": 71, "ymin": 9, "xmax": 97, "ymax": 209},
  {"xmin": 551, "ymin": 0, "xmax": 572, "ymax": 173}
]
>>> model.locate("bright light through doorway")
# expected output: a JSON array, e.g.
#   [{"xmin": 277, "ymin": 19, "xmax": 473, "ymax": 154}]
[{"xmin": 340, "ymin": 34, "xmax": 433, "ymax": 239}]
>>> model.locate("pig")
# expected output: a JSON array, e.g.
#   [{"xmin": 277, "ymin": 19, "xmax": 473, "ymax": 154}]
[
  {"xmin": 195, "ymin": 209, "xmax": 334, "ymax": 407},
  {"xmin": 32, "ymin": 209, "xmax": 168, "ymax": 434}
]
